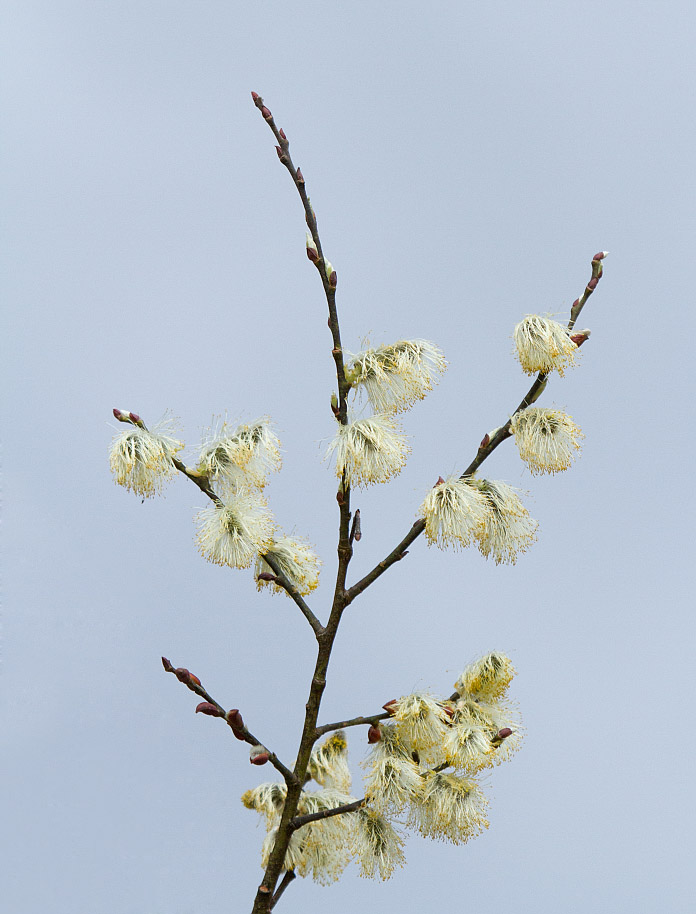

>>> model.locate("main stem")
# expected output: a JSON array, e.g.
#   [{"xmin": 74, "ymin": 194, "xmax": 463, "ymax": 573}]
[{"xmin": 250, "ymin": 92, "xmax": 354, "ymax": 914}]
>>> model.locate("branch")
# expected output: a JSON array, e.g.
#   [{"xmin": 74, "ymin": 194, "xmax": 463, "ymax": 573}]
[
  {"xmin": 346, "ymin": 251, "xmax": 606, "ymax": 600},
  {"xmin": 168, "ymin": 458, "xmax": 324, "ymax": 638},
  {"xmin": 250, "ymin": 91, "xmax": 350, "ymax": 423},
  {"xmin": 315, "ymin": 710, "xmax": 390, "ymax": 739},
  {"xmin": 161, "ymin": 657, "xmax": 298, "ymax": 785},
  {"xmin": 269, "ymin": 871, "xmax": 296, "ymax": 911},
  {"xmin": 289, "ymin": 798, "xmax": 366, "ymax": 832},
  {"xmin": 257, "ymin": 554, "xmax": 325, "ymax": 639}
]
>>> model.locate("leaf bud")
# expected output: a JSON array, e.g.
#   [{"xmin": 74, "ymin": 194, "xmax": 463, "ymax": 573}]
[
  {"xmin": 250, "ymin": 744, "xmax": 270, "ymax": 765},
  {"xmin": 306, "ymin": 231, "xmax": 319, "ymax": 263},
  {"xmin": 174, "ymin": 667, "xmax": 201, "ymax": 687},
  {"xmin": 382, "ymin": 699, "xmax": 397, "ymax": 715},
  {"xmin": 570, "ymin": 329, "xmax": 591, "ymax": 347},
  {"xmin": 161, "ymin": 656, "xmax": 174, "ymax": 672},
  {"xmin": 367, "ymin": 725, "xmax": 382, "ymax": 744},
  {"xmin": 195, "ymin": 702, "xmax": 223, "ymax": 717},
  {"xmin": 261, "ymin": 106, "xmax": 272, "ymax": 120}
]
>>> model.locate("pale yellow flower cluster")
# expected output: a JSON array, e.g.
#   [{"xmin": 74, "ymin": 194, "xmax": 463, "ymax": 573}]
[
  {"xmin": 327, "ymin": 338, "xmax": 445, "ymax": 487},
  {"xmin": 242, "ymin": 731, "xmax": 405, "ymax": 884},
  {"xmin": 510, "ymin": 406, "xmax": 583, "ymax": 475},
  {"xmin": 362, "ymin": 652, "xmax": 520, "ymax": 846},
  {"xmin": 514, "ymin": 314, "xmax": 579, "ymax": 376},
  {"xmin": 109, "ymin": 413, "xmax": 183, "ymax": 498},
  {"xmin": 419, "ymin": 477, "xmax": 538, "ymax": 565}
]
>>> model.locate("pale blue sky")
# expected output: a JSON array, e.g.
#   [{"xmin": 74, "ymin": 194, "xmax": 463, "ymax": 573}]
[{"xmin": 3, "ymin": 2, "xmax": 695, "ymax": 912}]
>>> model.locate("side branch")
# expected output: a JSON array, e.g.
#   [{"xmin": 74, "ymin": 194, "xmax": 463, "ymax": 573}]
[
  {"xmin": 315, "ymin": 710, "xmax": 390, "ymax": 738},
  {"xmin": 346, "ymin": 251, "xmax": 606, "ymax": 598},
  {"xmin": 289, "ymin": 798, "xmax": 366, "ymax": 832},
  {"xmin": 161, "ymin": 658, "xmax": 298, "ymax": 785},
  {"xmin": 170, "ymin": 459, "xmax": 324, "ymax": 637}
]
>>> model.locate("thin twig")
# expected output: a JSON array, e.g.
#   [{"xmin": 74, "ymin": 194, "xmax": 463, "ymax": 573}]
[
  {"xmin": 269, "ymin": 871, "xmax": 296, "ymax": 911},
  {"xmin": 315, "ymin": 711, "xmax": 390, "ymax": 738},
  {"xmin": 168, "ymin": 459, "xmax": 325, "ymax": 638},
  {"xmin": 289, "ymin": 798, "xmax": 366, "ymax": 832},
  {"xmin": 346, "ymin": 251, "xmax": 606, "ymax": 599},
  {"xmin": 161, "ymin": 658, "xmax": 298, "ymax": 785}
]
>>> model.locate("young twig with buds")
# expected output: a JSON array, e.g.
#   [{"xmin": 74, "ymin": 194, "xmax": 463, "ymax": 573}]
[{"xmin": 107, "ymin": 95, "xmax": 607, "ymax": 912}]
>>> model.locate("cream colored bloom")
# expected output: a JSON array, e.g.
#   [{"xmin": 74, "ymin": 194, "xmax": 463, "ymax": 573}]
[
  {"xmin": 363, "ymin": 724, "xmax": 424, "ymax": 812},
  {"xmin": 109, "ymin": 415, "xmax": 183, "ymax": 498},
  {"xmin": 255, "ymin": 534, "xmax": 321, "ymax": 596},
  {"xmin": 455, "ymin": 697, "xmax": 523, "ymax": 766},
  {"xmin": 195, "ymin": 495, "xmax": 274, "ymax": 569},
  {"xmin": 454, "ymin": 651, "xmax": 516, "ymax": 701},
  {"xmin": 514, "ymin": 315, "xmax": 578, "ymax": 376},
  {"xmin": 261, "ymin": 824, "xmax": 307, "ymax": 873},
  {"xmin": 418, "ymin": 476, "xmax": 491, "ymax": 550},
  {"xmin": 409, "ymin": 771, "xmax": 489, "ymax": 844},
  {"xmin": 510, "ymin": 406, "xmax": 583, "ymax": 474},
  {"xmin": 351, "ymin": 807, "xmax": 405, "ymax": 880},
  {"xmin": 196, "ymin": 417, "xmax": 281, "ymax": 493},
  {"xmin": 241, "ymin": 782, "xmax": 287, "ymax": 828},
  {"xmin": 326, "ymin": 414, "xmax": 409, "ymax": 488},
  {"xmin": 442, "ymin": 720, "xmax": 494, "ymax": 774},
  {"xmin": 308, "ymin": 731, "xmax": 352, "ymax": 793},
  {"xmin": 471, "ymin": 479, "xmax": 538, "ymax": 565},
  {"xmin": 391, "ymin": 693, "xmax": 450, "ymax": 753},
  {"xmin": 294, "ymin": 789, "xmax": 355, "ymax": 884},
  {"xmin": 345, "ymin": 339, "xmax": 447, "ymax": 414}
]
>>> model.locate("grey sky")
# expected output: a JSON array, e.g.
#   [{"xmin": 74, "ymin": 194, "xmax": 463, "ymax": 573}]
[{"xmin": 3, "ymin": 2, "xmax": 694, "ymax": 912}]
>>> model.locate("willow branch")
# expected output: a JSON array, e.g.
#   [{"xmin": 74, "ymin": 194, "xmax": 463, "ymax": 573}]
[
  {"xmin": 346, "ymin": 251, "xmax": 606, "ymax": 600},
  {"xmin": 269, "ymin": 871, "xmax": 295, "ymax": 911},
  {"xmin": 161, "ymin": 657, "xmax": 297, "ymax": 784},
  {"xmin": 167, "ymin": 458, "xmax": 324, "ymax": 637},
  {"xmin": 289, "ymin": 798, "xmax": 366, "ymax": 832},
  {"xmin": 315, "ymin": 710, "xmax": 390, "ymax": 738}
]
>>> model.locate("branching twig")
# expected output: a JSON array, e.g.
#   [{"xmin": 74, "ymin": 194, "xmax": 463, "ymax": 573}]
[
  {"xmin": 315, "ymin": 710, "xmax": 390, "ymax": 738},
  {"xmin": 289, "ymin": 798, "xmax": 366, "ymax": 832},
  {"xmin": 346, "ymin": 251, "xmax": 606, "ymax": 599},
  {"xmin": 161, "ymin": 657, "xmax": 298, "ymax": 785},
  {"xmin": 269, "ymin": 871, "xmax": 296, "ymax": 911}
]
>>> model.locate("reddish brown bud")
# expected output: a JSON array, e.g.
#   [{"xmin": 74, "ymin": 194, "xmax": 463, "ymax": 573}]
[
  {"xmin": 570, "ymin": 329, "xmax": 591, "ymax": 347},
  {"xmin": 306, "ymin": 246, "xmax": 319, "ymax": 263},
  {"xmin": 328, "ymin": 270, "xmax": 337, "ymax": 288},
  {"xmin": 443, "ymin": 705, "xmax": 455, "ymax": 719},
  {"xmin": 174, "ymin": 667, "xmax": 201, "ymax": 687},
  {"xmin": 275, "ymin": 145, "xmax": 284, "ymax": 160},
  {"xmin": 571, "ymin": 298, "xmax": 580, "ymax": 310},
  {"xmin": 296, "ymin": 167, "xmax": 305, "ymax": 184},
  {"xmin": 250, "ymin": 745, "xmax": 270, "ymax": 765},
  {"xmin": 382, "ymin": 699, "xmax": 397, "ymax": 715},
  {"xmin": 587, "ymin": 277, "xmax": 598, "ymax": 291},
  {"xmin": 251, "ymin": 91, "xmax": 260, "ymax": 101},
  {"xmin": 257, "ymin": 572, "xmax": 278, "ymax": 583},
  {"xmin": 196, "ymin": 702, "xmax": 223, "ymax": 717},
  {"xmin": 479, "ymin": 433, "xmax": 490, "ymax": 450},
  {"xmin": 279, "ymin": 128, "xmax": 287, "ymax": 140},
  {"xmin": 128, "ymin": 411, "xmax": 142, "ymax": 425},
  {"xmin": 261, "ymin": 106, "xmax": 272, "ymax": 120},
  {"xmin": 592, "ymin": 251, "xmax": 607, "ymax": 261},
  {"xmin": 367, "ymin": 725, "xmax": 382, "ymax": 743},
  {"xmin": 435, "ymin": 476, "xmax": 445, "ymax": 486},
  {"xmin": 497, "ymin": 727, "xmax": 513, "ymax": 740},
  {"xmin": 161, "ymin": 656, "xmax": 174, "ymax": 672}
]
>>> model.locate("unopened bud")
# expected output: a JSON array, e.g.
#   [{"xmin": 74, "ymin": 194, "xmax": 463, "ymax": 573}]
[
  {"xmin": 435, "ymin": 476, "xmax": 445, "ymax": 486},
  {"xmin": 195, "ymin": 702, "xmax": 223, "ymax": 717},
  {"xmin": 250, "ymin": 744, "xmax": 270, "ymax": 765},
  {"xmin": 324, "ymin": 260, "xmax": 335, "ymax": 283},
  {"xmin": 226, "ymin": 708, "xmax": 246, "ymax": 738},
  {"xmin": 328, "ymin": 270, "xmax": 337, "ymax": 288},
  {"xmin": 129, "ymin": 411, "xmax": 144, "ymax": 427},
  {"xmin": 382, "ymin": 700, "xmax": 397, "ymax": 715},
  {"xmin": 306, "ymin": 231, "xmax": 319, "ymax": 263},
  {"xmin": 586, "ymin": 277, "xmax": 599, "ymax": 290},
  {"xmin": 570, "ymin": 329, "xmax": 591, "ymax": 347},
  {"xmin": 161, "ymin": 656, "xmax": 174, "ymax": 672},
  {"xmin": 261, "ymin": 106, "xmax": 272, "ymax": 120},
  {"xmin": 279, "ymin": 128, "xmax": 287, "ymax": 141},
  {"xmin": 330, "ymin": 393, "xmax": 339, "ymax": 416},
  {"xmin": 593, "ymin": 251, "xmax": 609, "ymax": 261},
  {"xmin": 257, "ymin": 572, "xmax": 278, "ymax": 583},
  {"xmin": 479, "ymin": 433, "xmax": 490, "ymax": 450},
  {"xmin": 367, "ymin": 725, "xmax": 382, "ymax": 744},
  {"xmin": 174, "ymin": 667, "xmax": 201, "ymax": 687},
  {"xmin": 497, "ymin": 727, "xmax": 513, "ymax": 739},
  {"xmin": 296, "ymin": 167, "xmax": 305, "ymax": 184},
  {"xmin": 251, "ymin": 91, "xmax": 260, "ymax": 101}
]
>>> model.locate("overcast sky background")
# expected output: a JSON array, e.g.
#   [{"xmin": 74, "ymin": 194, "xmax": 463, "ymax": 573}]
[{"xmin": 3, "ymin": 2, "xmax": 695, "ymax": 912}]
